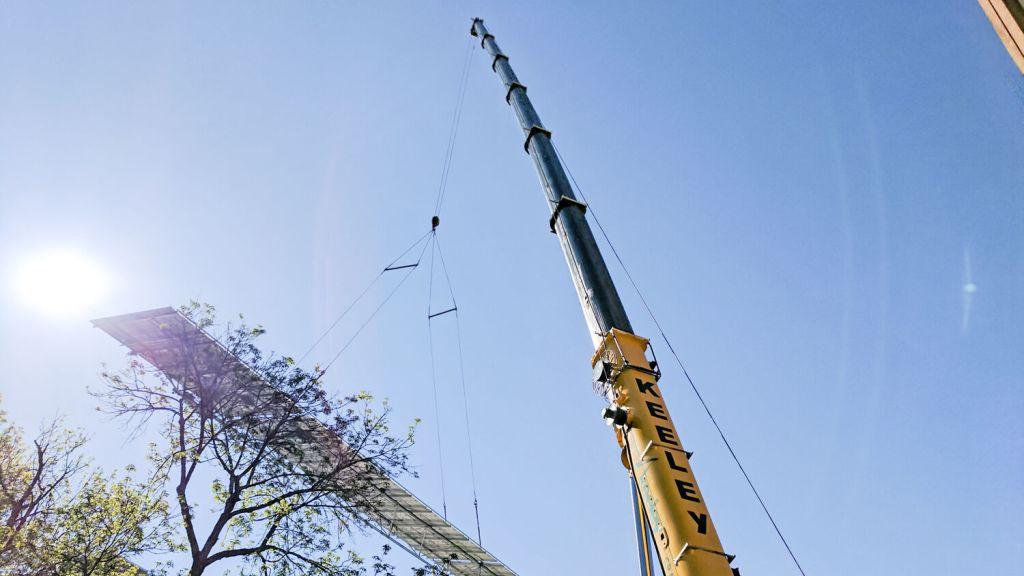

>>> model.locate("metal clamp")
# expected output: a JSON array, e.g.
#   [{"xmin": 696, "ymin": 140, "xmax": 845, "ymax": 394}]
[
  {"xmin": 505, "ymin": 81, "xmax": 527, "ymax": 104},
  {"xmin": 491, "ymin": 53, "xmax": 508, "ymax": 72},
  {"xmin": 480, "ymin": 32, "xmax": 494, "ymax": 48},
  {"xmin": 524, "ymin": 123, "xmax": 550, "ymax": 153},
  {"xmin": 548, "ymin": 195, "xmax": 586, "ymax": 233}
]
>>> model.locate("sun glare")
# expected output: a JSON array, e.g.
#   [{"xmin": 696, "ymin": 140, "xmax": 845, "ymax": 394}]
[{"xmin": 12, "ymin": 249, "xmax": 108, "ymax": 316}]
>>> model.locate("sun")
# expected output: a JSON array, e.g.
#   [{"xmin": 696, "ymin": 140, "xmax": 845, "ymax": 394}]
[{"xmin": 12, "ymin": 248, "xmax": 108, "ymax": 316}]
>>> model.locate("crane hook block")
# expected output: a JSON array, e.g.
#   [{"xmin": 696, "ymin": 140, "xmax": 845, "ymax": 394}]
[{"xmin": 432, "ymin": 215, "xmax": 440, "ymax": 230}]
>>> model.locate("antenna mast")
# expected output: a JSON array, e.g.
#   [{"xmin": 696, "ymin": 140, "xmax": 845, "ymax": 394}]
[{"xmin": 470, "ymin": 18, "xmax": 738, "ymax": 576}]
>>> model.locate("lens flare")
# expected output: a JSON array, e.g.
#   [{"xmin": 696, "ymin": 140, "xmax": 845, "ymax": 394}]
[{"xmin": 12, "ymin": 248, "xmax": 108, "ymax": 316}]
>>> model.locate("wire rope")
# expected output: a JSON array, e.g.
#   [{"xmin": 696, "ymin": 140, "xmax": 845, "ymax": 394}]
[
  {"xmin": 299, "ymin": 229, "xmax": 432, "ymax": 365},
  {"xmin": 425, "ymin": 233, "xmax": 450, "ymax": 520},
  {"xmin": 433, "ymin": 234, "xmax": 483, "ymax": 546},
  {"xmin": 432, "ymin": 35, "xmax": 475, "ymax": 218},
  {"xmin": 418, "ymin": 33, "xmax": 478, "ymax": 532},
  {"xmin": 318, "ymin": 235, "xmax": 431, "ymax": 375}
]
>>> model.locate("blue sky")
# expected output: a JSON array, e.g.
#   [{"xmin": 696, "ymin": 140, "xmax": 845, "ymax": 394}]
[{"xmin": 1, "ymin": 2, "xmax": 1022, "ymax": 575}]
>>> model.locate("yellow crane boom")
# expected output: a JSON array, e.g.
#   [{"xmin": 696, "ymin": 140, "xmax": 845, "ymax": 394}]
[{"xmin": 470, "ymin": 18, "xmax": 738, "ymax": 576}]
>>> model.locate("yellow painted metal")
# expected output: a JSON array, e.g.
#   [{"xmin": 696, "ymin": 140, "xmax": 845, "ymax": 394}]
[
  {"xmin": 978, "ymin": 0, "xmax": 1024, "ymax": 74},
  {"xmin": 595, "ymin": 329, "xmax": 734, "ymax": 576}
]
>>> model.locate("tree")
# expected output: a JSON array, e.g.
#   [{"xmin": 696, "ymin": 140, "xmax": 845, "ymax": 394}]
[
  {"xmin": 0, "ymin": 406, "xmax": 87, "ymax": 574},
  {"xmin": 94, "ymin": 303, "xmax": 417, "ymax": 576},
  {"xmin": 47, "ymin": 467, "xmax": 177, "ymax": 576},
  {"xmin": 0, "ymin": 400, "xmax": 175, "ymax": 576}
]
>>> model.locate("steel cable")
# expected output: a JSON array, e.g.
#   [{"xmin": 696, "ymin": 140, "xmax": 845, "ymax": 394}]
[
  {"xmin": 318, "ymin": 234, "xmax": 432, "ymax": 375},
  {"xmin": 433, "ymin": 234, "xmax": 483, "ymax": 546},
  {"xmin": 426, "ymin": 233, "xmax": 450, "ymax": 520},
  {"xmin": 299, "ymin": 229, "xmax": 432, "ymax": 365},
  {"xmin": 433, "ymin": 35, "xmax": 476, "ymax": 218}
]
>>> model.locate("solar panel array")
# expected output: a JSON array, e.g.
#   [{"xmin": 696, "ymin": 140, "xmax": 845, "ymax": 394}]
[{"xmin": 93, "ymin": 307, "xmax": 518, "ymax": 576}]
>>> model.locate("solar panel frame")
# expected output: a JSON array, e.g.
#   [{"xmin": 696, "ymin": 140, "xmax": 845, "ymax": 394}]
[{"xmin": 92, "ymin": 307, "xmax": 519, "ymax": 576}]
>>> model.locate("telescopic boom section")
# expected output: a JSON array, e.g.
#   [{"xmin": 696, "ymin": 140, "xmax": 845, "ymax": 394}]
[
  {"xmin": 471, "ymin": 19, "xmax": 738, "ymax": 576},
  {"xmin": 470, "ymin": 18, "xmax": 630, "ymax": 344}
]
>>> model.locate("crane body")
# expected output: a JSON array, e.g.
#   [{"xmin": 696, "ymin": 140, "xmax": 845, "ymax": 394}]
[{"xmin": 470, "ymin": 18, "xmax": 737, "ymax": 576}]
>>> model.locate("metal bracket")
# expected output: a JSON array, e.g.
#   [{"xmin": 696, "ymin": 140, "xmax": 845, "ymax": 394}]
[
  {"xmin": 480, "ymin": 32, "xmax": 494, "ymax": 48},
  {"xmin": 637, "ymin": 441, "xmax": 693, "ymax": 466},
  {"xmin": 639, "ymin": 440, "xmax": 654, "ymax": 459},
  {"xmin": 428, "ymin": 306, "xmax": 457, "ymax": 320},
  {"xmin": 608, "ymin": 329, "xmax": 661, "ymax": 380},
  {"xmin": 523, "ymin": 123, "xmax": 550, "ymax": 153},
  {"xmin": 491, "ymin": 53, "xmax": 508, "ymax": 72},
  {"xmin": 673, "ymin": 543, "xmax": 734, "ymax": 566},
  {"xmin": 505, "ymin": 81, "xmax": 527, "ymax": 105},
  {"xmin": 548, "ymin": 195, "xmax": 586, "ymax": 233}
]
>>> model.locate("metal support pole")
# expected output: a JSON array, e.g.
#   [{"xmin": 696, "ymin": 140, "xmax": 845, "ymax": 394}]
[{"xmin": 632, "ymin": 477, "xmax": 658, "ymax": 576}]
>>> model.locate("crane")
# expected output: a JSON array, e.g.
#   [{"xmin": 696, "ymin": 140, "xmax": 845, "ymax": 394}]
[
  {"xmin": 93, "ymin": 17, "xmax": 744, "ymax": 576},
  {"xmin": 470, "ymin": 18, "xmax": 739, "ymax": 576}
]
